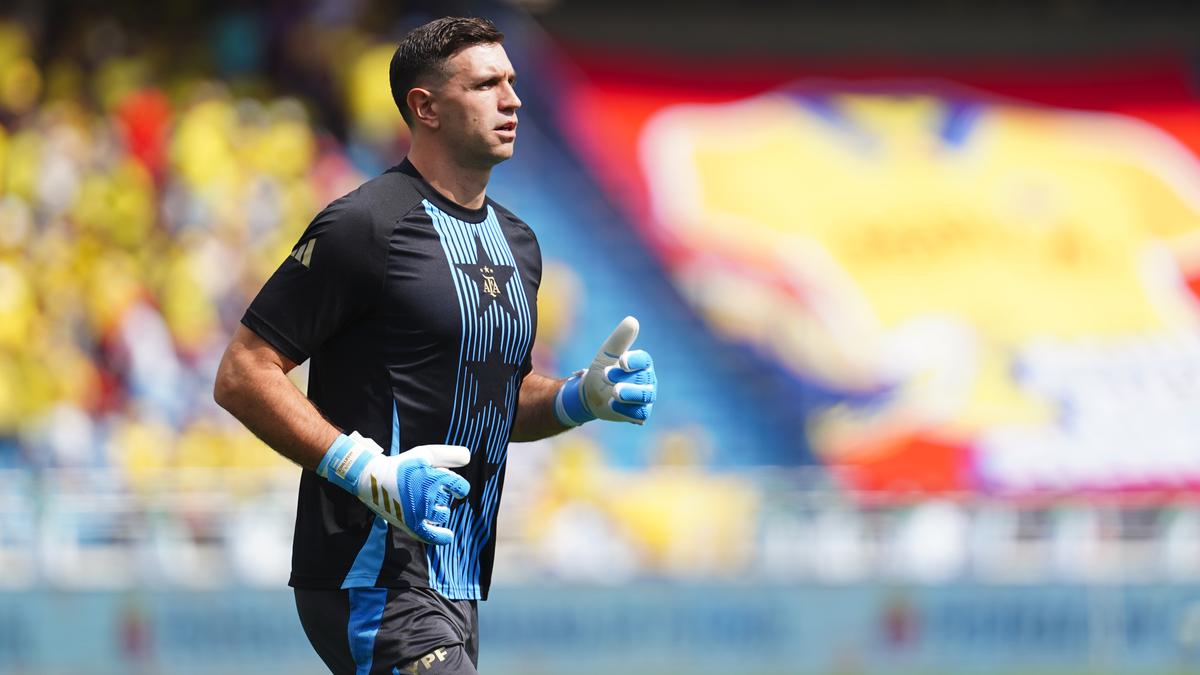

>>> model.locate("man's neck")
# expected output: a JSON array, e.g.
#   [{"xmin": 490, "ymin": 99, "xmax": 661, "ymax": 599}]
[{"xmin": 406, "ymin": 145, "xmax": 491, "ymax": 210}]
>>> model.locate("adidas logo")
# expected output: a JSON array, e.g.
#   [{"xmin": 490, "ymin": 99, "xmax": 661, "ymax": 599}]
[
  {"xmin": 291, "ymin": 239, "xmax": 316, "ymax": 267},
  {"xmin": 369, "ymin": 475, "xmax": 405, "ymax": 518}
]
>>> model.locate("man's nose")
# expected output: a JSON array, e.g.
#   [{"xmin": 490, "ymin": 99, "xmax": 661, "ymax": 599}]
[{"xmin": 501, "ymin": 83, "xmax": 521, "ymax": 110}]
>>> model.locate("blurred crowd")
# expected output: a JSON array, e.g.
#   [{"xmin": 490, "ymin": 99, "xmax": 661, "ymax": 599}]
[
  {"xmin": 0, "ymin": 12, "xmax": 390, "ymax": 484},
  {"xmin": 0, "ymin": 4, "xmax": 505, "ymax": 504},
  {"xmin": 0, "ymin": 5, "xmax": 766, "ymax": 583}
]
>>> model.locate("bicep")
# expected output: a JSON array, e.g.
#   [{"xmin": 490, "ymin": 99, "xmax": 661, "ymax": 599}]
[{"xmin": 224, "ymin": 324, "xmax": 300, "ymax": 374}]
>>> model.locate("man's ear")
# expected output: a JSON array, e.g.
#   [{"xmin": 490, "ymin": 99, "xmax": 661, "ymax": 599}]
[{"xmin": 407, "ymin": 88, "xmax": 439, "ymax": 131}]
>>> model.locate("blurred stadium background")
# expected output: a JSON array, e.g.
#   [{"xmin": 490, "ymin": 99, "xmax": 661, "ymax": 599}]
[{"xmin": 3, "ymin": 0, "xmax": 1200, "ymax": 673}]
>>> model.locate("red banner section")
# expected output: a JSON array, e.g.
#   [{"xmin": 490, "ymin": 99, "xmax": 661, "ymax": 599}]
[{"xmin": 559, "ymin": 50, "xmax": 1200, "ymax": 497}]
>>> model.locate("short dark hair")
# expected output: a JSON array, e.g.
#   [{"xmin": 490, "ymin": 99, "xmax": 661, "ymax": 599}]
[{"xmin": 389, "ymin": 17, "xmax": 504, "ymax": 125}]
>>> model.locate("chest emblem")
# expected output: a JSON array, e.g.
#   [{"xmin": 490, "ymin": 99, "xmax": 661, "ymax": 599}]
[
  {"xmin": 480, "ymin": 267, "xmax": 501, "ymax": 297},
  {"xmin": 455, "ymin": 234, "xmax": 515, "ymax": 317}
]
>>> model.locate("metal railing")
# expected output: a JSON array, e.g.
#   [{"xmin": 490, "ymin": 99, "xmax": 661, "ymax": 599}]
[{"xmin": 4, "ymin": 468, "xmax": 1200, "ymax": 589}]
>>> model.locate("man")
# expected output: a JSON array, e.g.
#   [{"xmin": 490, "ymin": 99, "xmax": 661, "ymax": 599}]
[{"xmin": 213, "ymin": 16, "xmax": 657, "ymax": 675}]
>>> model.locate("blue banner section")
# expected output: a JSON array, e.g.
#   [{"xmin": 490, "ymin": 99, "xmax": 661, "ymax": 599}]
[
  {"xmin": 0, "ymin": 590, "xmax": 320, "ymax": 673},
  {"xmin": 3, "ymin": 584, "xmax": 1200, "ymax": 673}
]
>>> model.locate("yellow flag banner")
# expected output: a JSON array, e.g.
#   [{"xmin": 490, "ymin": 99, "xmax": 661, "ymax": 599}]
[{"xmin": 562, "ymin": 55, "xmax": 1200, "ymax": 496}]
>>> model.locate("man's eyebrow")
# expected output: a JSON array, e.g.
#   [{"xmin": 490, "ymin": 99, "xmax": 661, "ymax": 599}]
[{"xmin": 475, "ymin": 70, "xmax": 517, "ymax": 85}]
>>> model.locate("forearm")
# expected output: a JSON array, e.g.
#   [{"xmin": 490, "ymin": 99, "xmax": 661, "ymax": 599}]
[
  {"xmin": 213, "ymin": 328, "xmax": 340, "ymax": 470},
  {"xmin": 510, "ymin": 372, "xmax": 570, "ymax": 442}
]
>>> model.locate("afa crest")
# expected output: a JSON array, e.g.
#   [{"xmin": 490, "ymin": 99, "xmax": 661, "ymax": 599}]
[
  {"xmin": 480, "ymin": 266, "xmax": 501, "ymax": 298},
  {"xmin": 455, "ymin": 234, "xmax": 516, "ymax": 316}
]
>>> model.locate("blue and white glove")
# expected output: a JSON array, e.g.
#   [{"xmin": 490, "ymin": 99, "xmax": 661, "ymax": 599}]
[
  {"xmin": 317, "ymin": 432, "xmax": 470, "ymax": 545},
  {"xmin": 555, "ymin": 316, "xmax": 657, "ymax": 427}
]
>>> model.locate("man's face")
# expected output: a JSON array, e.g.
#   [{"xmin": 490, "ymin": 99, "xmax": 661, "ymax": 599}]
[{"xmin": 433, "ymin": 43, "xmax": 521, "ymax": 168}]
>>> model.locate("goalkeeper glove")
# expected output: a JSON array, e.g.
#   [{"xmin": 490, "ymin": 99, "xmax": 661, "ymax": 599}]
[
  {"xmin": 316, "ymin": 432, "xmax": 470, "ymax": 546},
  {"xmin": 555, "ymin": 315, "xmax": 657, "ymax": 427}
]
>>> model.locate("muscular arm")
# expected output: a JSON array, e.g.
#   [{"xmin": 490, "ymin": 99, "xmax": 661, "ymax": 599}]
[
  {"xmin": 213, "ymin": 325, "xmax": 341, "ymax": 470},
  {"xmin": 510, "ymin": 372, "xmax": 570, "ymax": 442}
]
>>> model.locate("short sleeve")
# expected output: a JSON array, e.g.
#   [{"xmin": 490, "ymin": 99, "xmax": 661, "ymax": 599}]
[
  {"xmin": 513, "ymin": 217, "xmax": 542, "ymax": 383},
  {"xmin": 242, "ymin": 198, "xmax": 386, "ymax": 363}
]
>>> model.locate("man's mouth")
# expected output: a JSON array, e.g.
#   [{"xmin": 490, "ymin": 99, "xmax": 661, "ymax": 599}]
[{"xmin": 496, "ymin": 120, "xmax": 517, "ymax": 133}]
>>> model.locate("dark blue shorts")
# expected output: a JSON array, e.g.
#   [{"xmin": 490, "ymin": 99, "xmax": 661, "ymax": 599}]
[{"xmin": 295, "ymin": 587, "xmax": 478, "ymax": 674}]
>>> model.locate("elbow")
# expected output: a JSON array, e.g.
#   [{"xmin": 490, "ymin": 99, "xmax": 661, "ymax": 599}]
[
  {"xmin": 212, "ymin": 376, "xmax": 231, "ymax": 411},
  {"xmin": 212, "ymin": 355, "xmax": 241, "ymax": 412}
]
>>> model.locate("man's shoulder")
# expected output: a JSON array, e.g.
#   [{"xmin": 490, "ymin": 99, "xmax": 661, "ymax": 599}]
[
  {"xmin": 327, "ymin": 167, "xmax": 426, "ymax": 226},
  {"xmin": 487, "ymin": 198, "xmax": 536, "ymax": 236}
]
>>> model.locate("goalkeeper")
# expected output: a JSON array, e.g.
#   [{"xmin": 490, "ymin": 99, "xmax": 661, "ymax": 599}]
[{"xmin": 213, "ymin": 16, "xmax": 656, "ymax": 675}]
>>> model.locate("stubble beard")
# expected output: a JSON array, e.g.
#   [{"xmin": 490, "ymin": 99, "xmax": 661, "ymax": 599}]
[{"xmin": 458, "ymin": 133, "xmax": 514, "ymax": 171}]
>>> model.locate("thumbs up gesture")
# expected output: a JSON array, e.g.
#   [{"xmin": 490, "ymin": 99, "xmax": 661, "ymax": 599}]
[{"xmin": 554, "ymin": 316, "xmax": 657, "ymax": 427}]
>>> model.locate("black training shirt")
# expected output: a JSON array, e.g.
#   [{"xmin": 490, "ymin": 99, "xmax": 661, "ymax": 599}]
[{"xmin": 242, "ymin": 158, "xmax": 541, "ymax": 600}]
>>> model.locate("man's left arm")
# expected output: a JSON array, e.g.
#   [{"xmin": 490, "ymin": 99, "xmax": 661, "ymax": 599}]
[
  {"xmin": 510, "ymin": 373, "xmax": 569, "ymax": 442},
  {"xmin": 510, "ymin": 316, "xmax": 657, "ymax": 443}
]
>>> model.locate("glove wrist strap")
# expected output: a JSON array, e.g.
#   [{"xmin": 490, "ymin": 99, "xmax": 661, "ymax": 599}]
[
  {"xmin": 555, "ymin": 373, "xmax": 595, "ymax": 427},
  {"xmin": 316, "ymin": 432, "xmax": 378, "ymax": 495}
]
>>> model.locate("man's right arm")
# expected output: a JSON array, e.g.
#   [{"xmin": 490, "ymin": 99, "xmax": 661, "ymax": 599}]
[
  {"xmin": 213, "ymin": 324, "xmax": 471, "ymax": 545},
  {"xmin": 218, "ymin": 195, "xmax": 470, "ymax": 545},
  {"xmin": 213, "ymin": 324, "xmax": 340, "ymax": 471}
]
